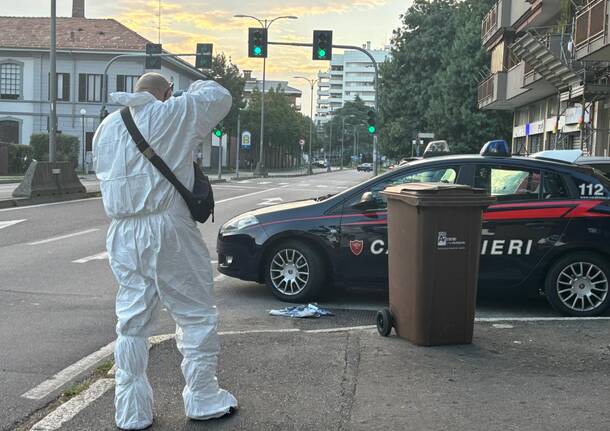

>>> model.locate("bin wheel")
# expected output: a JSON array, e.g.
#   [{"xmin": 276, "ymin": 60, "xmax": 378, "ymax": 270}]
[{"xmin": 376, "ymin": 308, "xmax": 393, "ymax": 337}]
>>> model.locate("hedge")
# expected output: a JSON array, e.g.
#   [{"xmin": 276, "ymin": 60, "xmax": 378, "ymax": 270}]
[{"xmin": 30, "ymin": 133, "xmax": 80, "ymax": 168}]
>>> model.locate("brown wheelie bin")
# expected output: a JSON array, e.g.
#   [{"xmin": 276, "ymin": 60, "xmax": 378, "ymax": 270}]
[{"xmin": 376, "ymin": 183, "xmax": 495, "ymax": 346}]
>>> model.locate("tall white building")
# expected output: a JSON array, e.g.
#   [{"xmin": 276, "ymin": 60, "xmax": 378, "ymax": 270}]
[{"xmin": 315, "ymin": 43, "xmax": 390, "ymax": 126}]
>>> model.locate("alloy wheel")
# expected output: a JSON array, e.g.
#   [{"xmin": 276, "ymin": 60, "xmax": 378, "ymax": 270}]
[
  {"xmin": 556, "ymin": 261, "xmax": 609, "ymax": 313},
  {"xmin": 270, "ymin": 248, "xmax": 310, "ymax": 296}
]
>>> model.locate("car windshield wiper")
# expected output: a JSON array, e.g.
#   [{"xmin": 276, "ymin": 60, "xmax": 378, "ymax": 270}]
[{"xmin": 313, "ymin": 193, "xmax": 335, "ymax": 202}]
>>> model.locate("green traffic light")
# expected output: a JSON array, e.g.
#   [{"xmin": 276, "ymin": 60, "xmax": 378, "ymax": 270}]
[
  {"xmin": 214, "ymin": 129, "xmax": 222, "ymax": 137},
  {"xmin": 318, "ymin": 49, "xmax": 326, "ymax": 58},
  {"xmin": 254, "ymin": 46, "xmax": 262, "ymax": 56},
  {"xmin": 368, "ymin": 126, "xmax": 376, "ymax": 134}
]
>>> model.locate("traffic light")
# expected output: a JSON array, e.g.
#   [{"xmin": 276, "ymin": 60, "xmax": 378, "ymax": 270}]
[
  {"xmin": 367, "ymin": 109, "xmax": 377, "ymax": 135},
  {"xmin": 248, "ymin": 28, "xmax": 268, "ymax": 58},
  {"xmin": 312, "ymin": 30, "xmax": 333, "ymax": 61},
  {"xmin": 195, "ymin": 43, "xmax": 213, "ymax": 69},
  {"xmin": 145, "ymin": 43, "xmax": 162, "ymax": 69},
  {"xmin": 213, "ymin": 123, "xmax": 223, "ymax": 138}
]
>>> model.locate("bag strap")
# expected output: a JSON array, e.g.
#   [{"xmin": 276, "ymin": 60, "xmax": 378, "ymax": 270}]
[{"xmin": 120, "ymin": 107, "xmax": 193, "ymax": 201}]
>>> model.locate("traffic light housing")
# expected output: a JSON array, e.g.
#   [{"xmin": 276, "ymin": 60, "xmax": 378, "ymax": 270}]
[
  {"xmin": 195, "ymin": 43, "xmax": 213, "ymax": 69},
  {"xmin": 313, "ymin": 30, "xmax": 333, "ymax": 61},
  {"xmin": 145, "ymin": 43, "xmax": 162, "ymax": 69},
  {"xmin": 367, "ymin": 109, "xmax": 377, "ymax": 135},
  {"xmin": 248, "ymin": 28, "xmax": 268, "ymax": 58},
  {"xmin": 213, "ymin": 123, "xmax": 224, "ymax": 138}
]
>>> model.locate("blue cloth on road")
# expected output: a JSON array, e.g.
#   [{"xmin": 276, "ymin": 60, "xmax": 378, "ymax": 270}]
[{"xmin": 269, "ymin": 304, "xmax": 334, "ymax": 318}]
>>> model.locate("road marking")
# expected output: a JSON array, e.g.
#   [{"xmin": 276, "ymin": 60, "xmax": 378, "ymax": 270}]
[
  {"xmin": 0, "ymin": 219, "xmax": 26, "ymax": 230},
  {"xmin": 214, "ymin": 274, "xmax": 226, "ymax": 282},
  {"xmin": 72, "ymin": 251, "xmax": 108, "ymax": 264},
  {"xmin": 257, "ymin": 181, "xmax": 272, "ymax": 185},
  {"xmin": 236, "ymin": 180, "xmax": 252, "ymax": 183},
  {"xmin": 304, "ymin": 325, "xmax": 377, "ymax": 333},
  {"xmin": 316, "ymin": 185, "xmax": 328, "ymax": 188},
  {"xmin": 475, "ymin": 316, "xmax": 610, "ymax": 322},
  {"xmin": 28, "ymin": 228, "xmax": 100, "ymax": 246},
  {"xmin": 258, "ymin": 197, "xmax": 283, "ymax": 206},
  {"xmin": 279, "ymin": 182, "xmax": 289, "ymax": 185},
  {"xmin": 30, "ymin": 379, "xmax": 115, "ymax": 431},
  {"xmin": 22, "ymin": 341, "xmax": 116, "ymax": 400},
  {"xmin": 0, "ymin": 197, "xmax": 102, "ymax": 212},
  {"xmin": 215, "ymin": 187, "xmax": 280, "ymax": 204}
]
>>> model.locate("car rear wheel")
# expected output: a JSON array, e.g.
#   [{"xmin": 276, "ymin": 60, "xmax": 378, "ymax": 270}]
[
  {"xmin": 545, "ymin": 252, "xmax": 610, "ymax": 317},
  {"xmin": 265, "ymin": 240, "xmax": 325, "ymax": 302}
]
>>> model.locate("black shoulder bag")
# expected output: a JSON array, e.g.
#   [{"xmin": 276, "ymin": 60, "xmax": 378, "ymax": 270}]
[{"xmin": 120, "ymin": 107, "xmax": 215, "ymax": 223}]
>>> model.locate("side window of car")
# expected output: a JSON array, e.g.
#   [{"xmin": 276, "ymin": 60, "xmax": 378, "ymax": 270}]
[
  {"xmin": 346, "ymin": 166, "xmax": 460, "ymax": 211},
  {"xmin": 475, "ymin": 166, "xmax": 541, "ymax": 202},
  {"xmin": 542, "ymin": 171, "xmax": 570, "ymax": 200},
  {"xmin": 572, "ymin": 172, "xmax": 610, "ymax": 199}
]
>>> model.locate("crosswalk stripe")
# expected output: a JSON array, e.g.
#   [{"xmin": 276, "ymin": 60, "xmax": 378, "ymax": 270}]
[
  {"xmin": 28, "ymin": 228, "xmax": 99, "ymax": 246},
  {"xmin": 72, "ymin": 252, "xmax": 108, "ymax": 264}
]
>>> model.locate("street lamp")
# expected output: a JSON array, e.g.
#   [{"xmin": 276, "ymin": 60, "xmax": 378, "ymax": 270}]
[
  {"xmin": 80, "ymin": 108, "xmax": 87, "ymax": 174},
  {"xmin": 234, "ymin": 14, "xmax": 298, "ymax": 177},
  {"xmin": 294, "ymin": 76, "xmax": 318, "ymax": 175}
]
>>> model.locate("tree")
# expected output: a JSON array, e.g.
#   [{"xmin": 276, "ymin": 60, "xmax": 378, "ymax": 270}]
[
  {"xmin": 207, "ymin": 54, "xmax": 246, "ymax": 138},
  {"xmin": 379, "ymin": 0, "xmax": 512, "ymax": 157}
]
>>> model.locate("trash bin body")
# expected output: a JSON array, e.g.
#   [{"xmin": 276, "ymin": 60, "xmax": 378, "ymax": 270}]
[{"xmin": 381, "ymin": 183, "xmax": 495, "ymax": 346}]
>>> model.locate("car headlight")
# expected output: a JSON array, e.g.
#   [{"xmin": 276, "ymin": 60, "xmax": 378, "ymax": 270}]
[{"xmin": 220, "ymin": 214, "xmax": 259, "ymax": 234}]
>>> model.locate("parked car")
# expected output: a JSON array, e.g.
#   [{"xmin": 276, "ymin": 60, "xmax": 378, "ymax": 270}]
[
  {"xmin": 357, "ymin": 163, "xmax": 373, "ymax": 172},
  {"xmin": 532, "ymin": 150, "xmax": 610, "ymax": 179}
]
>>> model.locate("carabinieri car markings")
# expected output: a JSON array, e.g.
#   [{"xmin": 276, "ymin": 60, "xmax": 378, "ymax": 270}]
[{"xmin": 217, "ymin": 143, "xmax": 610, "ymax": 317}]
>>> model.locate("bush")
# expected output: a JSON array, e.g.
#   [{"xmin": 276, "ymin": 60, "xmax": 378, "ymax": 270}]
[
  {"xmin": 30, "ymin": 133, "xmax": 80, "ymax": 168},
  {"xmin": 7, "ymin": 144, "xmax": 34, "ymax": 174}
]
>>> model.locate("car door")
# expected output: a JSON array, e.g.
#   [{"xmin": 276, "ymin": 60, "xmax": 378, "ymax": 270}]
[
  {"xmin": 338, "ymin": 164, "xmax": 466, "ymax": 284},
  {"xmin": 475, "ymin": 164, "xmax": 572, "ymax": 289}
]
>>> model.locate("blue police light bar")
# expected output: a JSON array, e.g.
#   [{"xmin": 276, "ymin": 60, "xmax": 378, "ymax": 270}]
[{"xmin": 480, "ymin": 140, "xmax": 511, "ymax": 157}]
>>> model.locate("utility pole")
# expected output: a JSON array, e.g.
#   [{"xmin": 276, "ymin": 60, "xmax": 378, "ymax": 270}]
[
  {"xmin": 327, "ymin": 123, "xmax": 332, "ymax": 172},
  {"xmin": 236, "ymin": 110, "xmax": 241, "ymax": 179},
  {"xmin": 49, "ymin": 0, "xmax": 57, "ymax": 163},
  {"xmin": 234, "ymin": 15, "xmax": 298, "ymax": 177},
  {"xmin": 294, "ymin": 76, "xmax": 318, "ymax": 174}
]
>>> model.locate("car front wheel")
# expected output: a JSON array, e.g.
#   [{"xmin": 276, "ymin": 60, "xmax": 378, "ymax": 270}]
[
  {"xmin": 265, "ymin": 240, "xmax": 325, "ymax": 302},
  {"xmin": 545, "ymin": 252, "xmax": 610, "ymax": 317}
]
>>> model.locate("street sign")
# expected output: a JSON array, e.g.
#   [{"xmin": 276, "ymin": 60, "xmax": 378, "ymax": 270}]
[
  {"xmin": 417, "ymin": 132, "xmax": 435, "ymax": 139},
  {"xmin": 299, "ymin": 138, "xmax": 305, "ymax": 149},
  {"xmin": 241, "ymin": 131, "xmax": 252, "ymax": 149},
  {"xmin": 195, "ymin": 43, "xmax": 213, "ymax": 69},
  {"xmin": 145, "ymin": 43, "xmax": 162, "ymax": 69}
]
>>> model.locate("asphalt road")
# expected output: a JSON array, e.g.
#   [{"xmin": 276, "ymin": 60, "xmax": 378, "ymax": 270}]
[{"xmin": 0, "ymin": 169, "xmax": 585, "ymax": 430}]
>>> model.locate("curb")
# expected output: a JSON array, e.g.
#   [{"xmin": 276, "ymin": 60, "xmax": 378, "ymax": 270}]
[{"xmin": 0, "ymin": 191, "xmax": 101, "ymax": 209}]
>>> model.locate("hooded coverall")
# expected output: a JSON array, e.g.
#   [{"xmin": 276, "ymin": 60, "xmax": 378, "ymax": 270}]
[{"xmin": 93, "ymin": 80, "xmax": 237, "ymax": 430}]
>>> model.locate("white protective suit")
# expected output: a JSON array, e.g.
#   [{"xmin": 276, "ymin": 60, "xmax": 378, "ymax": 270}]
[{"xmin": 93, "ymin": 80, "xmax": 237, "ymax": 430}]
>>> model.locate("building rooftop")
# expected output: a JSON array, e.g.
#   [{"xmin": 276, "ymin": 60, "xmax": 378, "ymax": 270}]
[
  {"xmin": 244, "ymin": 80, "xmax": 302, "ymax": 97},
  {"xmin": 0, "ymin": 17, "xmax": 151, "ymax": 52}
]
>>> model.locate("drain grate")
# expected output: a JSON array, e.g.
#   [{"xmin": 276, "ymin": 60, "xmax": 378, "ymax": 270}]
[{"xmin": 291, "ymin": 309, "xmax": 377, "ymax": 331}]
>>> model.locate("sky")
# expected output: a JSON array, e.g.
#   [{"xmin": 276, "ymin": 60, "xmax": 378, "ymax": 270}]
[{"xmin": 3, "ymin": 0, "xmax": 410, "ymax": 115}]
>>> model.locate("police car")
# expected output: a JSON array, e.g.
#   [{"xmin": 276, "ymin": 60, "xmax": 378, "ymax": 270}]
[{"xmin": 217, "ymin": 141, "xmax": 610, "ymax": 317}]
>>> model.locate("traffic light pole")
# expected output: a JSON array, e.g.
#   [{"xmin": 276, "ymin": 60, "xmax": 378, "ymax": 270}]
[{"xmin": 269, "ymin": 40, "xmax": 380, "ymax": 175}]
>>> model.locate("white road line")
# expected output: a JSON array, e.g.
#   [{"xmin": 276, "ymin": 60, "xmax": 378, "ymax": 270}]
[
  {"xmin": 304, "ymin": 325, "xmax": 376, "ymax": 333},
  {"xmin": 214, "ymin": 274, "xmax": 226, "ymax": 282},
  {"xmin": 0, "ymin": 197, "xmax": 102, "ymax": 212},
  {"xmin": 316, "ymin": 185, "xmax": 328, "ymax": 188},
  {"xmin": 0, "ymin": 219, "xmax": 26, "ymax": 230},
  {"xmin": 30, "ymin": 379, "xmax": 115, "ymax": 431},
  {"xmin": 237, "ymin": 180, "xmax": 252, "ymax": 184},
  {"xmin": 215, "ymin": 187, "xmax": 279, "ymax": 204},
  {"xmin": 28, "ymin": 228, "xmax": 100, "ymax": 246},
  {"xmin": 72, "ymin": 252, "xmax": 108, "ymax": 264},
  {"xmin": 218, "ymin": 328, "xmax": 301, "ymax": 336},
  {"xmin": 257, "ymin": 181, "xmax": 271, "ymax": 185},
  {"xmin": 475, "ymin": 316, "xmax": 610, "ymax": 322},
  {"xmin": 279, "ymin": 182, "xmax": 289, "ymax": 185},
  {"xmin": 22, "ymin": 341, "xmax": 116, "ymax": 400}
]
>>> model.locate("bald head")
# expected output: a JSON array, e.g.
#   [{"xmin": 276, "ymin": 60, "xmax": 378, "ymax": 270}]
[{"xmin": 134, "ymin": 73, "xmax": 172, "ymax": 101}]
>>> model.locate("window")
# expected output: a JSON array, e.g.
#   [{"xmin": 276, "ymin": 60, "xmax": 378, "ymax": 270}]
[
  {"xmin": 347, "ymin": 166, "xmax": 460, "ymax": 211},
  {"xmin": 542, "ymin": 172, "xmax": 569, "ymax": 199},
  {"xmin": 572, "ymin": 172, "xmax": 610, "ymax": 199},
  {"xmin": 117, "ymin": 75, "xmax": 140, "ymax": 93},
  {"xmin": 0, "ymin": 119, "xmax": 20, "ymax": 144},
  {"xmin": 48, "ymin": 73, "xmax": 70, "ymax": 101},
  {"xmin": 78, "ymin": 74, "xmax": 103, "ymax": 102},
  {"xmin": 475, "ymin": 166, "xmax": 541, "ymax": 202},
  {"xmin": 0, "ymin": 62, "xmax": 22, "ymax": 100}
]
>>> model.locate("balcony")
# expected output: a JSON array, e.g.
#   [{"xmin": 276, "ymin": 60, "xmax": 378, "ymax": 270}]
[
  {"xmin": 478, "ymin": 72, "xmax": 507, "ymax": 109},
  {"xmin": 574, "ymin": 0, "xmax": 609, "ymax": 61}
]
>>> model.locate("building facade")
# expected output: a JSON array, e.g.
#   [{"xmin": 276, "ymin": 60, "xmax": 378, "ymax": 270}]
[
  {"xmin": 0, "ymin": 0, "xmax": 212, "ymax": 170},
  {"xmin": 478, "ymin": 0, "xmax": 610, "ymax": 156},
  {"xmin": 242, "ymin": 70, "xmax": 302, "ymax": 110},
  {"xmin": 315, "ymin": 43, "xmax": 390, "ymax": 126}
]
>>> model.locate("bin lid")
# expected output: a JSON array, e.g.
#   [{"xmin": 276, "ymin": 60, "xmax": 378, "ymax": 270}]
[{"xmin": 381, "ymin": 182, "xmax": 496, "ymax": 207}]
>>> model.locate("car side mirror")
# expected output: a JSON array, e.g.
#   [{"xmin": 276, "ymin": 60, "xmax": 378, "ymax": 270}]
[{"xmin": 352, "ymin": 191, "xmax": 375, "ymax": 210}]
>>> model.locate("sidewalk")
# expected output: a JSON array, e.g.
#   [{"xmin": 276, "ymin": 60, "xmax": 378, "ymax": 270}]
[{"xmin": 40, "ymin": 318, "xmax": 610, "ymax": 431}]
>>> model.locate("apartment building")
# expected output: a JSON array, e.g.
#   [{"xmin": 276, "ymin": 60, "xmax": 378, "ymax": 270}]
[
  {"xmin": 478, "ymin": 0, "xmax": 610, "ymax": 156},
  {"xmin": 242, "ymin": 70, "xmax": 302, "ymax": 110},
  {"xmin": 315, "ymin": 43, "xmax": 389, "ymax": 126}
]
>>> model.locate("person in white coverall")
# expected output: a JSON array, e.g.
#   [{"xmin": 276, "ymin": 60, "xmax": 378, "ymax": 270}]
[{"xmin": 93, "ymin": 73, "xmax": 237, "ymax": 430}]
